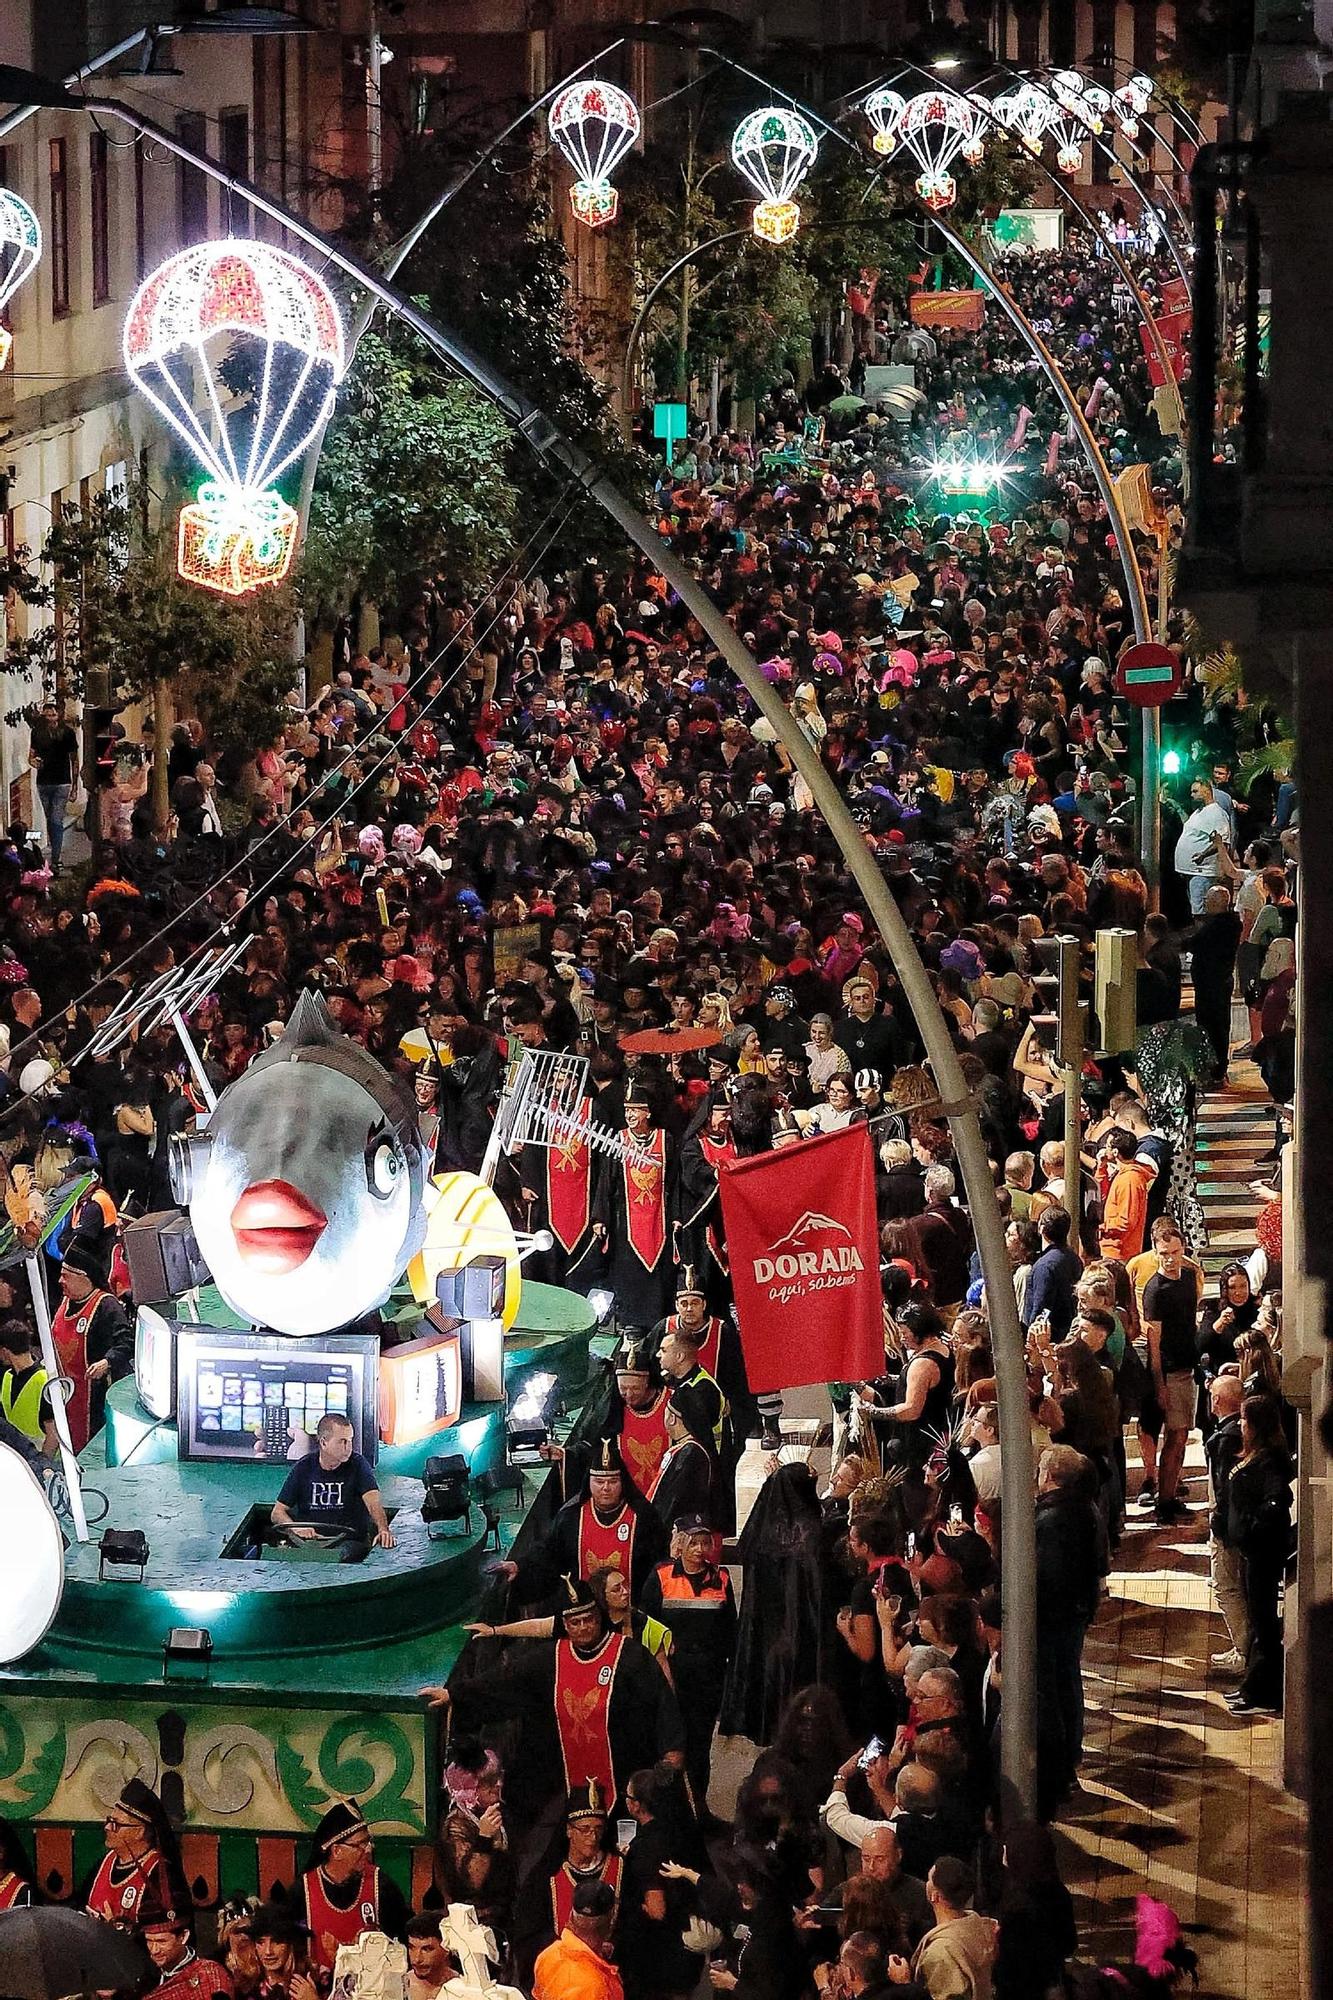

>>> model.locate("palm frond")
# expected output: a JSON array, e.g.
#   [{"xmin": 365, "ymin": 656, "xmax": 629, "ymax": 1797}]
[
  {"xmin": 1194, "ymin": 643, "xmax": 1245, "ymax": 705},
  {"xmin": 1237, "ymin": 740, "xmax": 1295, "ymax": 791}
]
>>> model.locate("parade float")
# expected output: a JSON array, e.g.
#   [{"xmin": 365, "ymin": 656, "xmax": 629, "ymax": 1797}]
[{"xmin": 0, "ymin": 987, "xmax": 615, "ymax": 1914}]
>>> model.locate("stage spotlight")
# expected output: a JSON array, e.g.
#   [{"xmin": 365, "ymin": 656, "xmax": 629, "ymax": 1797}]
[
  {"xmin": 421, "ymin": 1453, "xmax": 473, "ymax": 1537},
  {"xmin": 506, "ymin": 1371, "xmax": 560, "ymax": 1464},
  {"xmin": 163, "ymin": 1626, "xmax": 213, "ymax": 1680},
  {"xmin": 99, "ymin": 1528, "xmax": 149, "ymax": 1582}
]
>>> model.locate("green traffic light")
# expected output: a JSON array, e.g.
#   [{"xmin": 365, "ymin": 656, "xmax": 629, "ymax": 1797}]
[{"xmin": 1162, "ymin": 748, "xmax": 1182, "ymax": 775}]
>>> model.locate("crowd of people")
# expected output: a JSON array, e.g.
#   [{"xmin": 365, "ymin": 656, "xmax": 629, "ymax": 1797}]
[{"xmin": 0, "ymin": 232, "xmax": 1298, "ymax": 2000}]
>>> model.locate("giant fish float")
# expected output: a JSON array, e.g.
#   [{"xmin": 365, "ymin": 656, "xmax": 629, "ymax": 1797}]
[{"xmin": 170, "ymin": 991, "xmax": 428, "ymax": 1337}]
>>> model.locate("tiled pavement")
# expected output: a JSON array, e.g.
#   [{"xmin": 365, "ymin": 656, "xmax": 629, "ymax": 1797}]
[{"xmin": 1057, "ymin": 1062, "xmax": 1307, "ymax": 1998}]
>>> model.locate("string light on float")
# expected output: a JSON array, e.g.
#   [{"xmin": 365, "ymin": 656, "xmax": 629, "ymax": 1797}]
[
  {"xmin": 863, "ymin": 88, "xmax": 906, "ymax": 158},
  {"xmin": 547, "ymin": 80, "xmax": 641, "ymax": 228},
  {"xmin": 731, "ymin": 107, "xmax": 819, "ymax": 244},
  {"xmin": 0, "ymin": 189, "xmax": 41, "ymax": 373},
  {"xmin": 895, "ymin": 89, "xmax": 982, "ymax": 211},
  {"xmin": 123, "ymin": 239, "xmax": 345, "ymax": 597}
]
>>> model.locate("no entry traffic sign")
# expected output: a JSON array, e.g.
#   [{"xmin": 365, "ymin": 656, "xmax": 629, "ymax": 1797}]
[{"xmin": 1114, "ymin": 641, "xmax": 1183, "ymax": 708}]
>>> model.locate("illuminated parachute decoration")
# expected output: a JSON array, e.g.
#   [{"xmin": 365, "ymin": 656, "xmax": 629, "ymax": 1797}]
[
  {"xmin": 992, "ymin": 81, "xmax": 1055, "ymax": 156},
  {"xmin": 731, "ymin": 107, "xmax": 819, "ymax": 244},
  {"xmin": 548, "ymin": 79, "xmax": 641, "ymax": 228},
  {"xmin": 1045, "ymin": 72, "xmax": 1106, "ymax": 175},
  {"xmin": 960, "ymin": 92, "xmax": 991, "ymax": 167},
  {"xmin": 0, "ymin": 190, "xmax": 41, "ymax": 373},
  {"xmin": 124, "ymin": 240, "xmax": 345, "ymax": 596},
  {"xmin": 1112, "ymin": 74, "xmax": 1154, "ymax": 142},
  {"xmin": 863, "ymin": 87, "xmax": 906, "ymax": 159},
  {"xmin": 896, "ymin": 90, "xmax": 980, "ymax": 212}
]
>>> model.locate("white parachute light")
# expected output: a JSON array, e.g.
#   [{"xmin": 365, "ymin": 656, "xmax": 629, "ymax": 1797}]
[
  {"xmin": 548, "ymin": 80, "xmax": 641, "ymax": 228},
  {"xmin": 0, "ymin": 189, "xmax": 41, "ymax": 372},
  {"xmin": 732, "ymin": 107, "xmax": 820, "ymax": 244}
]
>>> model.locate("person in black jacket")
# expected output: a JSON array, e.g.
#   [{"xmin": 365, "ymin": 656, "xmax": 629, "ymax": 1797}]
[
  {"xmin": 1034, "ymin": 1444, "xmax": 1107, "ymax": 1811},
  {"xmin": 1224, "ymin": 1394, "xmax": 1294, "ymax": 1716},
  {"xmin": 1204, "ymin": 1374, "xmax": 1250, "ymax": 1671}
]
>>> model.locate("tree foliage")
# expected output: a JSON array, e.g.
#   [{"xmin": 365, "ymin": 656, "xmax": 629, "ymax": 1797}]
[{"xmin": 301, "ymin": 322, "xmax": 516, "ymax": 621}]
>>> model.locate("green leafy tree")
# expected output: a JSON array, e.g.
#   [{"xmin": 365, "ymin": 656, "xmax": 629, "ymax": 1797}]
[
  {"xmin": 301, "ymin": 322, "xmax": 516, "ymax": 626},
  {"xmin": 2, "ymin": 486, "xmax": 296, "ymax": 837}
]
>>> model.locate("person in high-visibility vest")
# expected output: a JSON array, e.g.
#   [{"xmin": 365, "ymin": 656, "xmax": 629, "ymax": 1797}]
[{"xmin": 0, "ymin": 1321, "xmax": 57, "ymax": 1456}]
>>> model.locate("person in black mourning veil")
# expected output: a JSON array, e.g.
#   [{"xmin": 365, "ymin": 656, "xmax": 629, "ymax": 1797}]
[{"xmin": 719, "ymin": 1459, "xmax": 828, "ymax": 1745}]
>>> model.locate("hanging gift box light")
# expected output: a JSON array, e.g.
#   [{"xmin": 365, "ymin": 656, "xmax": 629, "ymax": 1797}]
[
  {"xmin": 548, "ymin": 80, "xmax": 641, "ymax": 228},
  {"xmin": 731, "ymin": 107, "xmax": 819, "ymax": 243},
  {"xmin": 992, "ymin": 81, "xmax": 1055, "ymax": 157},
  {"xmin": 863, "ymin": 88, "xmax": 906, "ymax": 159},
  {"xmin": 124, "ymin": 240, "xmax": 344, "ymax": 597},
  {"xmin": 1044, "ymin": 73, "xmax": 1102, "ymax": 175},
  {"xmin": 0, "ymin": 190, "xmax": 41, "ymax": 373},
  {"xmin": 896, "ymin": 90, "xmax": 980, "ymax": 212}
]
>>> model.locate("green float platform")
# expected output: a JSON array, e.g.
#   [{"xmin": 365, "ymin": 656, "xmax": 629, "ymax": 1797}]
[{"xmin": 0, "ymin": 1281, "xmax": 600, "ymax": 1910}]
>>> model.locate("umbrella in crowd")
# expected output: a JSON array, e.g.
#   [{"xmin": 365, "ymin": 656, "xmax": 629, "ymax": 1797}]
[{"xmin": 0, "ymin": 1908, "xmax": 151, "ymax": 2000}]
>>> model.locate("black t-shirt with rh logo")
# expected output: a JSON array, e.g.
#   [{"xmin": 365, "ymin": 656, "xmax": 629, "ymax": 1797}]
[{"xmin": 277, "ymin": 1448, "xmax": 376, "ymax": 1534}]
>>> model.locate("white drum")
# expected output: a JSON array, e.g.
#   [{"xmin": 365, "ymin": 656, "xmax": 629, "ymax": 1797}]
[{"xmin": 0, "ymin": 1441, "xmax": 64, "ymax": 1662}]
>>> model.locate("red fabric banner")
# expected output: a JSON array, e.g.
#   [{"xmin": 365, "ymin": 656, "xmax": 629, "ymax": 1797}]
[
  {"xmin": 1158, "ymin": 277, "xmax": 1190, "ymax": 316},
  {"xmin": 718, "ymin": 1125, "xmax": 883, "ymax": 1394},
  {"xmin": 908, "ymin": 289, "xmax": 985, "ymax": 332},
  {"xmin": 1139, "ymin": 309, "xmax": 1191, "ymax": 387}
]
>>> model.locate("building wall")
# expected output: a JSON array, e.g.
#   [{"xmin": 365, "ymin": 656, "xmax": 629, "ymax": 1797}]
[{"xmin": 0, "ymin": 9, "xmax": 328, "ymax": 827}]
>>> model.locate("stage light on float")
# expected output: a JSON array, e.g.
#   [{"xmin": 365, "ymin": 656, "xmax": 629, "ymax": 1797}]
[
  {"xmin": 587, "ymin": 1287, "xmax": 616, "ymax": 1324},
  {"xmin": 0, "ymin": 1443, "xmax": 64, "ymax": 1664},
  {"xmin": 863, "ymin": 88, "xmax": 905, "ymax": 159},
  {"xmin": 0, "ymin": 189, "xmax": 41, "ymax": 373},
  {"xmin": 123, "ymin": 239, "xmax": 345, "ymax": 596},
  {"xmin": 421, "ymin": 1453, "xmax": 473, "ymax": 1537},
  {"xmin": 548, "ymin": 80, "xmax": 641, "ymax": 228},
  {"xmin": 731, "ymin": 108, "xmax": 819, "ymax": 244},
  {"xmin": 506, "ymin": 1370, "xmax": 560, "ymax": 1465}
]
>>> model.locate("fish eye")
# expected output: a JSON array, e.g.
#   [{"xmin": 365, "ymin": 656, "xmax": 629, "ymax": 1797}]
[{"xmin": 366, "ymin": 1129, "xmax": 401, "ymax": 1199}]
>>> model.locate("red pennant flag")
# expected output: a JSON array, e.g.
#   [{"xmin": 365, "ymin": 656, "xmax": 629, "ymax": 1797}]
[{"xmin": 718, "ymin": 1126, "xmax": 884, "ymax": 1394}]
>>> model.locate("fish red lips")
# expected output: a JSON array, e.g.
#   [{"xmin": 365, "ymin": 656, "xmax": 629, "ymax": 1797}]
[{"xmin": 231, "ymin": 1179, "xmax": 328, "ymax": 1275}]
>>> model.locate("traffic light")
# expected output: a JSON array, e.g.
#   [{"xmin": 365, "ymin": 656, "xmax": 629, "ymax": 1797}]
[{"xmin": 1161, "ymin": 746, "xmax": 1183, "ymax": 776}]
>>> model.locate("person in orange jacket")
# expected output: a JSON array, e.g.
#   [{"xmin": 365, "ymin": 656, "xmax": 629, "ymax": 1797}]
[
  {"xmin": 1095, "ymin": 1129, "xmax": 1157, "ymax": 1263},
  {"xmin": 533, "ymin": 1881, "xmax": 624, "ymax": 2000}
]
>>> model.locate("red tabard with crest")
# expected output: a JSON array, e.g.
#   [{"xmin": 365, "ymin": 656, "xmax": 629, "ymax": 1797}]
[
  {"xmin": 85, "ymin": 1851, "xmax": 163, "ymax": 1927},
  {"xmin": 550, "ymin": 1853, "xmax": 623, "ymax": 1934},
  {"xmin": 554, "ymin": 1631, "xmax": 625, "ymax": 1799},
  {"xmin": 303, "ymin": 1863, "xmax": 382, "ymax": 1970},
  {"xmin": 577, "ymin": 1498, "xmax": 636, "ymax": 1580},
  {"xmin": 622, "ymin": 1128, "xmax": 668, "ymax": 1270},
  {"xmin": 547, "ymin": 1102, "xmax": 593, "ymax": 1253},
  {"xmin": 619, "ymin": 1390, "xmax": 671, "ymax": 1495}
]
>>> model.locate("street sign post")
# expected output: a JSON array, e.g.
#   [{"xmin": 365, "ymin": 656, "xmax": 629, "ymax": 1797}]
[
  {"xmin": 1113, "ymin": 639, "xmax": 1183, "ymax": 708},
  {"xmin": 652, "ymin": 401, "xmax": 688, "ymax": 466}
]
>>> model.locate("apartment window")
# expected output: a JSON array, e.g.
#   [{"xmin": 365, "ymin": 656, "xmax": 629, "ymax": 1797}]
[
  {"xmin": 219, "ymin": 108, "xmax": 251, "ymax": 233},
  {"xmin": 90, "ymin": 130, "xmax": 110, "ymax": 304},
  {"xmin": 1133, "ymin": 0, "xmax": 1160, "ymax": 72},
  {"xmin": 177, "ymin": 111, "xmax": 209, "ymax": 244},
  {"xmin": 1048, "ymin": 5, "xmax": 1075, "ymax": 65},
  {"xmin": 1090, "ymin": 0, "xmax": 1117, "ymax": 67},
  {"xmin": 1012, "ymin": 0, "xmax": 1040, "ymax": 67},
  {"xmin": 49, "ymin": 138, "xmax": 69, "ymax": 317}
]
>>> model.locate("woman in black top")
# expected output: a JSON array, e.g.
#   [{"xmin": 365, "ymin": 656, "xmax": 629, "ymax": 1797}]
[{"xmin": 1225, "ymin": 1394, "xmax": 1294, "ymax": 1715}]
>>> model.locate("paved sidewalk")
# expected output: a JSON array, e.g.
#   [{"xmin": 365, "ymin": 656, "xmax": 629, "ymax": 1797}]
[{"xmin": 1057, "ymin": 1071, "xmax": 1307, "ymax": 1999}]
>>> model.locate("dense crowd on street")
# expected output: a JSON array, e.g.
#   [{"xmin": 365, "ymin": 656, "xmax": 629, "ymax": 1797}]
[{"xmin": 0, "ymin": 233, "xmax": 1297, "ymax": 2000}]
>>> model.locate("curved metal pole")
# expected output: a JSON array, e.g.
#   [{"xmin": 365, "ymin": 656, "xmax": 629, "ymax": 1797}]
[
  {"xmin": 620, "ymin": 228, "xmax": 747, "ymax": 436},
  {"xmin": 76, "ymin": 85, "xmax": 1041, "ymax": 1823}
]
